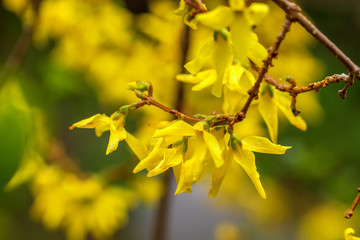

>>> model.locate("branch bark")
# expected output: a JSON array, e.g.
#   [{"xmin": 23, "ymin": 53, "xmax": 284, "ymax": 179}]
[{"xmin": 271, "ymin": 0, "xmax": 360, "ymax": 80}]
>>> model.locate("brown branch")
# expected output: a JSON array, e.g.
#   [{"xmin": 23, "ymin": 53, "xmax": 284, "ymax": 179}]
[
  {"xmin": 264, "ymin": 73, "xmax": 350, "ymax": 94},
  {"xmin": 232, "ymin": 17, "xmax": 293, "ymax": 126},
  {"xmin": 184, "ymin": 0, "xmax": 207, "ymax": 14},
  {"xmin": 127, "ymin": 0, "xmax": 359, "ymax": 128},
  {"xmin": 271, "ymin": 0, "xmax": 360, "ymax": 80},
  {"xmin": 344, "ymin": 187, "xmax": 360, "ymax": 219},
  {"xmin": 132, "ymin": 89, "xmax": 202, "ymax": 123}
]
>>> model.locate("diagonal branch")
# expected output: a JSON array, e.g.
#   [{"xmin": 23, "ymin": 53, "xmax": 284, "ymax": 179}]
[
  {"xmin": 232, "ymin": 17, "xmax": 293, "ymax": 125},
  {"xmin": 271, "ymin": 0, "xmax": 360, "ymax": 80}
]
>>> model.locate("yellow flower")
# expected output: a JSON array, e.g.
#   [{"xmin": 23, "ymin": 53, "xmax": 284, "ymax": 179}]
[
  {"xmin": 196, "ymin": 6, "xmax": 234, "ymax": 30},
  {"xmin": 210, "ymin": 134, "xmax": 290, "ymax": 198},
  {"xmin": 132, "ymin": 120, "xmax": 224, "ymax": 195},
  {"xmin": 31, "ymin": 165, "xmax": 136, "ymax": 240},
  {"xmin": 69, "ymin": 112, "xmax": 126, "ymax": 155},
  {"xmin": 258, "ymin": 84, "xmax": 307, "ymax": 143},
  {"xmin": 345, "ymin": 228, "xmax": 360, "ymax": 240},
  {"xmin": 178, "ymin": 35, "xmax": 234, "ymax": 97},
  {"xmin": 177, "ymin": 2, "xmax": 268, "ymax": 98}
]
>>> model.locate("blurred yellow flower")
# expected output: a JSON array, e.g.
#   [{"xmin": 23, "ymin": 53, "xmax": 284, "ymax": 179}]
[
  {"xmin": 345, "ymin": 228, "xmax": 360, "ymax": 240},
  {"xmin": 215, "ymin": 222, "xmax": 241, "ymax": 240},
  {"xmin": 258, "ymin": 84, "xmax": 307, "ymax": 143},
  {"xmin": 31, "ymin": 165, "xmax": 136, "ymax": 240}
]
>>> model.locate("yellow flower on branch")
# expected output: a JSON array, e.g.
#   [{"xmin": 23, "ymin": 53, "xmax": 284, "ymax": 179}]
[
  {"xmin": 176, "ymin": 0, "xmax": 268, "ymax": 98},
  {"xmin": 69, "ymin": 112, "xmax": 126, "ymax": 155},
  {"xmin": 258, "ymin": 84, "xmax": 307, "ymax": 143},
  {"xmin": 210, "ymin": 134, "xmax": 291, "ymax": 198},
  {"xmin": 131, "ymin": 120, "xmax": 224, "ymax": 195}
]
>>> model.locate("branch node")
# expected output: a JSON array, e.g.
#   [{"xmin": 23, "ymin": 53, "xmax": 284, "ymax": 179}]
[
  {"xmin": 344, "ymin": 210, "xmax": 354, "ymax": 219},
  {"xmin": 344, "ymin": 187, "xmax": 360, "ymax": 219}
]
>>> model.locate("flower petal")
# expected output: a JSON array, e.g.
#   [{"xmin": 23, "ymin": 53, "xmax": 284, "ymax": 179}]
[
  {"xmin": 248, "ymin": 41, "xmax": 268, "ymax": 67},
  {"xmin": 106, "ymin": 124, "xmax": 127, "ymax": 155},
  {"xmin": 258, "ymin": 89, "xmax": 278, "ymax": 143},
  {"xmin": 209, "ymin": 152, "xmax": 231, "ymax": 197},
  {"xmin": 229, "ymin": 0, "xmax": 245, "ymax": 11},
  {"xmin": 345, "ymin": 228, "xmax": 360, "ymax": 240},
  {"xmin": 175, "ymin": 136, "xmax": 207, "ymax": 195},
  {"xmin": 211, "ymin": 36, "xmax": 233, "ymax": 97},
  {"xmin": 276, "ymin": 92, "xmax": 307, "ymax": 131},
  {"xmin": 185, "ymin": 40, "xmax": 215, "ymax": 74},
  {"xmin": 69, "ymin": 114, "xmax": 110, "ymax": 131},
  {"xmin": 147, "ymin": 149, "xmax": 183, "ymax": 177},
  {"xmin": 245, "ymin": 3, "xmax": 269, "ymax": 26},
  {"xmin": 153, "ymin": 120, "xmax": 196, "ymax": 138},
  {"xmin": 233, "ymin": 148, "xmax": 266, "ymax": 199},
  {"xmin": 196, "ymin": 6, "xmax": 234, "ymax": 30},
  {"xmin": 133, "ymin": 138, "xmax": 164, "ymax": 173},
  {"xmin": 125, "ymin": 132, "xmax": 149, "ymax": 160},
  {"xmin": 241, "ymin": 136, "xmax": 291, "ymax": 154},
  {"xmin": 231, "ymin": 14, "xmax": 252, "ymax": 67},
  {"xmin": 192, "ymin": 70, "xmax": 217, "ymax": 91},
  {"xmin": 203, "ymin": 131, "xmax": 224, "ymax": 168}
]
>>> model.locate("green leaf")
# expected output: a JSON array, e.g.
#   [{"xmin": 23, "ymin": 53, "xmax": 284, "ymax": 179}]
[{"xmin": 0, "ymin": 82, "xmax": 30, "ymax": 191}]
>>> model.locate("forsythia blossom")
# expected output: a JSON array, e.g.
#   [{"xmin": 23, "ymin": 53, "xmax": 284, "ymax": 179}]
[
  {"xmin": 128, "ymin": 120, "xmax": 290, "ymax": 198},
  {"xmin": 69, "ymin": 111, "xmax": 126, "ymax": 155},
  {"xmin": 31, "ymin": 165, "xmax": 136, "ymax": 240}
]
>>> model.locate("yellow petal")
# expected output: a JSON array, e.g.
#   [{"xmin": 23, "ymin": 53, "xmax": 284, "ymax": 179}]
[
  {"xmin": 248, "ymin": 41, "xmax": 268, "ymax": 67},
  {"xmin": 69, "ymin": 114, "xmax": 110, "ymax": 131},
  {"xmin": 276, "ymin": 92, "xmax": 307, "ymax": 131},
  {"xmin": 345, "ymin": 228, "xmax": 360, "ymax": 240},
  {"xmin": 241, "ymin": 136, "xmax": 291, "ymax": 154},
  {"xmin": 229, "ymin": 0, "xmax": 245, "ymax": 11},
  {"xmin": 153, "ymin": 120, "xmax": 196, "ymax": 138},
  {"xmin": 133, "ymin": 138, "xmax": 164, "ymax": 173},
  {"xmin": 258, "ymin": 89, "xmax": 278, "ymax": 143},
  {"xmin": 231, "ymin": 14, "xmax": 252, "ymax": 67},
  {"xmin": 223, "ymin": 64, "xmax": 244, "ymax": 91},
  {"xmin": 239, "ymin": 68, "xmax": 255, "ymax": 94},
  {"xmin": 106, "ymin": 124, "xmax": 126, "ymax": 155},
  {"xmin": 147, "ymin": 149, "xmax": 183, "ymax": 177},
  {"xmin": 185, "ymin": 40, "xmax": 215, "ymax": 74},
  {"xmin": 176, "ymin": 74, "xmax": 203, "ymax": 84},
  {"xmin": 222, "ymin": 86, "xmax": 247, "ymax": 114},
  {"xmin": 192, "ymin": 70, "xmax": 217, "ymax": 91},
  {"xmin": 174, "ymin": 0, "xmax": 186, "ymax": 15},
  {"xmin": 172, "ymin": 164, "xmax": 182, "ymax": 186},
  {"xmin": 175, "ymin": 136, "xmax": 207, "ymax": 195},
  {"xmin": 212, "ymin": 36, "xmax": 233, "ymax": 97},
  {"xmin": 196, "ymin": 6, "xmax": 234, "ymax": 30},
  {"xmin": 125, "ymin": 132, "xmax": 149, "ymax": 160},
  {"xmin": 245, "ymin": 3, "xmax": 269, "ymax": 26},
  {"xmin": 203, "ymin": 131, "xmax": 224, "ymax": 168},
  {"xmin": 209, "ymin": 152, "xmax": 231, "ymax": 197},
  {"xmin": 233, "ymin": 148, "xmax": 266, "ymax": 199}
]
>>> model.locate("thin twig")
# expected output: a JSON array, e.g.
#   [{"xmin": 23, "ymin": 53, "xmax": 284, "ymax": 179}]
[
  {"xmin": 271, "ymin": 0, "xmax": 360, "ymax": 80},
  {"xmin": 231, "ymin": 17, "xmax": 293, "ymax": 126},
  {"xmin": 264, "ymin": 73, "xmax": 350, "ymax": 94},
  {"xmin": 345, "ymin": 187, "xmax": 360, "ymax": 219}
]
